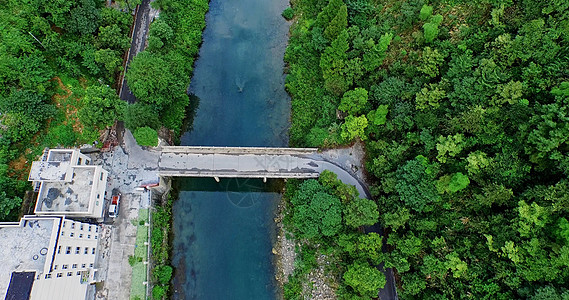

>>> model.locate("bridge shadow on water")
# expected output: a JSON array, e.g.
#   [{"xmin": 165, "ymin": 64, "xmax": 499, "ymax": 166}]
[
  {"xmin": 177, "ymin": 177, "xmax": 284, "ymax": 194},
  {"xmin": 172, "ymin": 177, "xmax": 282, "ymax": 299}
]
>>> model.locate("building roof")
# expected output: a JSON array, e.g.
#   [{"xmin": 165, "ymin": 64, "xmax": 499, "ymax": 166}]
[
  {"xmin": 35, "ymin": 167, "xmax": 98, "ymax": 214},
  {"xmin": 29, "ymin": 275, "xmax": 91, "ymax": 300},
  {"xmin": 28, "ymin": 161, "xmax": 71, "ymax": 182},
  {"xmin": 0, "ymin": 218, "xmax": 58, "ymax": 299},
  {"xmin": 46, "ymin": 149, "xmax": 74, "ymax": 162},
  {"xmin": 5, "ymin": 272, "xmax": 35, "ymax": 300}
]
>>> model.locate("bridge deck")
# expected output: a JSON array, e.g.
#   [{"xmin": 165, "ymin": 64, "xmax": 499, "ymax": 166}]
[{"xmin": 158, "ymin": 147, "xmax": 320, "ymax": 178}]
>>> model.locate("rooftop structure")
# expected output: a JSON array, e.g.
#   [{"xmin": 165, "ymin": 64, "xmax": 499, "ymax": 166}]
[
  {"xmin": 0, "ymin": 216, "xmax": 101, "ymax": 300},
  {"xmin": 29, "ymin": 149, "xmax": 108, "ymax": 219}
]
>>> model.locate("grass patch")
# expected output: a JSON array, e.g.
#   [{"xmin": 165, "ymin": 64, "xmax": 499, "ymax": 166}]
[
  {"xmin": 130, "ymin": 209, "xmax": 149, "ymax": 300},
  {"xmin": 130, "ymin": 262, "xmax": 147, "ymax": 300}
]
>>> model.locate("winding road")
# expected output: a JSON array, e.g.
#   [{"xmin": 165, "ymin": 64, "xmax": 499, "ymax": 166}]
[{"xmin": 118, "ymin": 0, "xmax": 152, "ymax": 103}]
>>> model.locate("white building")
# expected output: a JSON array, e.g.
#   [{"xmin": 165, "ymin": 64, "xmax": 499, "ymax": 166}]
[
  {"xmin": 28, "ymin": 149, "xmax": 108, "ymax": 220},
  {"xmin": 0, "ymin": 215, "xmax": 101, "ymax": 300}
]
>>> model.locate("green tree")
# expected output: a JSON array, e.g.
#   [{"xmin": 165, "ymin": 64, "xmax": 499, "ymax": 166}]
[
  {"xmin": 152, "ymin": 285, "xmax": 166, "ymax": 299},
  {"xmin": 147, "ymin": 18, "xmax": 174, "ymax": 52},
  {"xmin": 314, "ymin": 0, "xmax": 344, "ymax": 28},
  {"xmin": 320, "ymin": 30, "xmax": 350, "ymax": 95},
  {"xmin": 341, "ymin": 115, "xmax": 368, "ymax": 141},
  {"xmin": 436, "ymin": 134, "xmax": 466, "ymax": 163},
  {"xmin": 123, "ymin": 103, "xmax": 161, "ymax": 130},
  {"xmin": 98, "ymin": 25, "xmax": 131, "ymax": 50},
  {"xmin": 415, "ymin": 84, "xmax": 446, "ymax": 110},
  {"xmin": 0, "ymin": 191, "xmax": 22, "ymax": 221},
  {"xmin": 436, "ymin": 173, "xmax": 470, "ymax": 194},
  {"xmin": 422, "ymin": 15, "xmax": 442, "ymax": 44},
  {"xmin": 417, "ymin": 47, "xmax": 446, "ymax": 78},
  {"xmin": 282, "ymin": 7, "xmax": 294, "ymax": 21},
  {"xmin": 126, "ymin": 51, "xmax": 186, "ymax": 109},
  {"xmin": 343, "ymin": 261, "xmax": 386, "ymax": 298},
  {"xmin": 339, "ymin": 233, "xmax": 383, "ymax": 264},
  {"xmin": 362, "ymin": 33, "xmax": 393, "ymax": 72},
  {"xmin": 0, "ymin": 90, "xmax": 55, "ymax": 141},
  {"xmin": 339, "ymin": 88, "xmax": 368, "ymax": 115},
  {"xmin": 133, "ymin": 127, "xmax": 158, "ymax": 147},
  {"xmin": 382, "ymin": 207, "xmax": 411, "ymax": 232},
  {"xmin": 343, "ymin": 197, "xmax": 379, "ymax": 228},
  {"xmin": 68, "ymin": 0, "xmax": 100, "ymax": 35},
  {"xmin": 323, "ymin": 4, "xmax": 347, "ymax": 41},
  {"xmin": 396, "ymin": 156, "xmax": 439, "ymax": 212},
  {"xmin": 94, "ymin": 49, "xmax": 122, "ymax": 75},
  {"xmin": 419, "ymin": 5, "xmax": 433, "ymax": 21},
  {"xmin": 292, "ymin": 180, "xmax": 342, "ymax": 239},
  {"xmin": 367, "ymin": 105, "xmax": 389, "ymax": 126},
  {"xmin": 78, "ymin": 85, "xmax": 125, "ymax": 129}
]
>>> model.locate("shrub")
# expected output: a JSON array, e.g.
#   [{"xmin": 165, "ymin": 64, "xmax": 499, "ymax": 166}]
[
  {"xmin": 133, "ymin": 126, "xmax": 158, "ymax": 147},
  {"xmin": 419, "ymin": 5, "xmax": 433, "ymax": 21},
  {"xmin": 423, "ymin": 22, "xmax": 439, "ymax": 43},
  {"xmin": 282, "ymin": 7, "xmax": 294, "ymax": 20},
  {"xmin": 46, "ymin": 124, "xmax": 77, "ymax": 147},
  {"xmin": 128, "ymin": 255, "xmax": 142, "ymax": 266},
  {"xmin": 152, "ymin": 285, "xmax": 166, "ymax": 299},
  {"xmin": 153, "ymin": 265, "xmax": 173, "ymax": 285}
]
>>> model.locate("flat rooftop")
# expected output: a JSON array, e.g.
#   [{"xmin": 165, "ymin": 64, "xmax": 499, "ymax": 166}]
[
  {"xmin": 36, "ymin": 167, "xmax": 96, "ymax": 213},
  {"xmin": 28, "ymin": 161, "xmax": 71, "ymax": 182},
  {"xmin": 47, "ymin": 150, "xmax": 73, "ymax": 162},
  {"xmin": 0, "ymin": 218, "xmax": 56, "ymax": 299}
]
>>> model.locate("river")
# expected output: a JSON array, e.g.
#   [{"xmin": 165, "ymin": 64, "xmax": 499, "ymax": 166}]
[{"xmin": 171, "ymin": 0, "xmax": 291, "ymax": 298}]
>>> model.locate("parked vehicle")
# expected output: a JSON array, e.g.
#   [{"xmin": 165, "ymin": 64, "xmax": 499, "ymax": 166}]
[{"xmin": 109, "ymin": 193, "xmax": 121, "ymax": 218}]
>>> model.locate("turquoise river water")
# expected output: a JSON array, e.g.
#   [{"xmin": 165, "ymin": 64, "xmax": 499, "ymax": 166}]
[{"xmin": 171, "ymin": 0, "xmax": 291, "ymax": 298}]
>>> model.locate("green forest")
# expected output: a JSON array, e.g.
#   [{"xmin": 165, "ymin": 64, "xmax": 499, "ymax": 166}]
[
  {"xmin": 0, "ymin": 0, "xmax": 208, "ymax": 220},
  {"xmin": 0, "ymin": 0, "xmax": 132, "ymax": 221},
  {"xmin": 125, "ymin": 0, "xmax": 208, "ymax": 137},
  {"xmin": 283, "ymin": 172, "xmax": 385, "ymax": 299},
  {"xmin": 283, "ymin": 0, "xmax": 569, "ymax": 298}
]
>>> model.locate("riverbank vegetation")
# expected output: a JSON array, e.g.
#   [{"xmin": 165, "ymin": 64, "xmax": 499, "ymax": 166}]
[
  {"xmin": 150, "ymin": 193, "xmax": 174, "ymax": 299},
  {"xmin": 0, "ymin": 0, "xmax": 132, "ymax": 221},
  {"xmin": 284, "ymin": 0, "xmax": 569, "ymax": 298},
  {"xmin": 124, "ymin": 0, "xmax": 209, "ymax": 139},
  {"xmin": 283, "ymin": 171, "xmax": 384, "ymax": 299}
]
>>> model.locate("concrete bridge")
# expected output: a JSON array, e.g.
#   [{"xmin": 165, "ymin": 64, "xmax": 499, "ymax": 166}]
[
  {"xmin": 157, "ymin": 146, "xmax": 368, "ymax": 196},
  {"xmin": 119, "ymin": 129, "xmax": 397, "ymax": 300}
]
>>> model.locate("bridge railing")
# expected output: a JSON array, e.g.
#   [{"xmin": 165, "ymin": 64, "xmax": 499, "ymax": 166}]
[{"xmin": 160, "ymin": 146, "xmax": 318, "ymax": 155}]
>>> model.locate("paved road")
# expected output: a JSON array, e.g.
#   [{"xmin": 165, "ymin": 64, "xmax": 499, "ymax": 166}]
[{"xmin": 119, "ymin": 0, "xmax": 152, "ymax": 103}]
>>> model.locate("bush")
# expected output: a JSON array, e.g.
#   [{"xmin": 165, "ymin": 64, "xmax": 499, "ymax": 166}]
[
  {"xmin": 423, "ymin": 22, "xmax": 439, "ymax": 43},
  {"xmin": 46, "ymin": 124, "xmax": 77, "ymax": 147},
  {"xmin": 419, "ymin": 5, "xmax": 433, "ymax": 21},
  {"xmin": 124, "ymin": 103, "xmax": 161, "ymax": 130},
  {"xmin": 152, "ymin": 265, "xmax": 173, "ymax": 285},
  {"xmin": 133, "ymin": 126, "xmax": 158, "ymax": 147},
  {"xmin": 128, "ymin": 255, "xmax": 142, "ymax": 266},
  {"xmin": 282, "ymin": 7, "xmax": 295, "ymax": 20},
  {"xmin": 152, "ymin": 285, "xmax": 166, "ymax": 299}
]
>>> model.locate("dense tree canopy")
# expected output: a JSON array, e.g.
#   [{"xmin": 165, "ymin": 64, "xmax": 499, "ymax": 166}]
[
  {"xmin": 78, "ymin": 84, "xmax": 125, "ymax": 129},
  {"xmin": 284, "ymin": 175, "xmax": 383, "ymax": 299},
  {"xmin": 284, "ymin": 0, "xmax": 569, "ymax": 297},
  {"xmin": 124, "ymin": 0, "xmax": 208, "ymax": 136}
]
